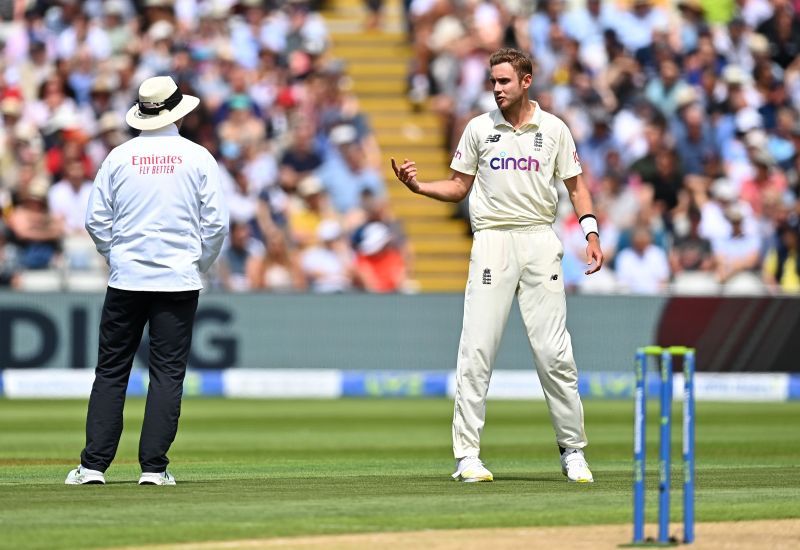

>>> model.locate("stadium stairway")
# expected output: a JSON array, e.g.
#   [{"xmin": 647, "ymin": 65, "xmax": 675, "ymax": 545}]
[{"xmin": 321, "ymin": 0, "xmax": 471, "ymax": 292}]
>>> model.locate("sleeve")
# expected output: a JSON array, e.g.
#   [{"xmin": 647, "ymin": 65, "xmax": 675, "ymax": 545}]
[
  {"xmin": 85, "ymin": 158, "xmax": 113, "ymax": 263},
  {"xmin": 554, "ymin": 120, "xmax": 583, "ymax": 181},
  {"xmin": 198, "ymin": 152, "xmax": 230, "ymax": 273},
  {"xmin": 449, "ymin": 119, "xmax": 479, "ymax": 175}
]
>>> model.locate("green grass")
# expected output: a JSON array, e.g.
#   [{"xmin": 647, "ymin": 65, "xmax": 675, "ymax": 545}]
[{"xmin": 0, "ymin": 399, "xmax": 799, "ymax": 549}]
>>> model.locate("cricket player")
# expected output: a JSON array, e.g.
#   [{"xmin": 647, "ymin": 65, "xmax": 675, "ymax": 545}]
[
  {"xmin": 66, "ymin": 76, "xmax": 228, "ymax": 485},
  {"xmin": 392, "ymin": 48, "xmax": 603, "ymax": 483}
]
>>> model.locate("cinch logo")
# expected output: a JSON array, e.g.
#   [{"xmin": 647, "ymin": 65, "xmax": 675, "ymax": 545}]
[{"xmin": 489, "ymin": 156, "xmax": 540, "ymax": 171}]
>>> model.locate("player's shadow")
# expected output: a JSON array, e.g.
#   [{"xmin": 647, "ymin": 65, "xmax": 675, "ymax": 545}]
[{"xmin": 494, "ymin": 476, "xmax": 564, "ymax": 483}]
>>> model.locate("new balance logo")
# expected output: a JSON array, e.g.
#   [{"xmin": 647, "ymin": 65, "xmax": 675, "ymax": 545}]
[
  {"xmin": 485, "ymin": 134, "xmax": 501, "ymax": 143},
  {"xmin": 482, "ymin": 268, "xmax": 492, "ymax": 285},
  {"xmin": 550, "ymin": 274, "xmax": 559, "ymax": 281}
]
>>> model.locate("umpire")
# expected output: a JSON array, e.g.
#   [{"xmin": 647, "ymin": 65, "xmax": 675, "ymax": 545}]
[{"xmin": 66, "ymin": 76, "xmax": 228, "ymax": 486}]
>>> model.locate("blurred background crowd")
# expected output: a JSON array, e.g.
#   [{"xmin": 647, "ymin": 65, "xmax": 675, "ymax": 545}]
[
  {"xmin": 0, "ymin": 0, "xmax": 798, "ymax": 295},
  {"xmin": 0, "ymin": 0, "xmax": 413, "ymax": 293}
]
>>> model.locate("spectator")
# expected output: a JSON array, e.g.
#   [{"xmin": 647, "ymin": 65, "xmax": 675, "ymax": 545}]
[
  {"xmin": 756, "ymin": 2, "xmax": 800, "ymax": 69},
  {"xmin": 354, "ymin": 221, "xmax": 408, "ymax": 293},
  {"xmin": 277, "ymin": 119, "xmax": 323, "ymax": 196},
  {"xmin": 316, "ymin": 124, "xmax": 384, "ymax": 223},
  {"xmin": 300, "ymin": 219, "xmax": 354, "ymax": 293},
  {"xmin": 217, "ymin": 221, "xmax": 265, "ymax": 292},
  {"xmin": 645, "ymin": 58, "xmax": 692, "ymax": 119},
  {"xmin": 740, "ymin": 147, "xmax": 788, "ymax": 215},
  {"xmin": 613, "ymin": 0, "xmax": 669, "ymax": 58},
  {"xmin": 713, "ymin": 205, "xmax": 764, "ymax": 292},
  {"xmin": 251, "ymin": 234, "xmax": 306, "ymax": 292},
  {"xmin": 629, "ymin": 118, "xmax": 668, "ymax": 189},
  {"xmin": 615, "ymin": 224, "xmax": 670, "ymax": 294},
  {"xmin": 669, "ymin": 207, "xmax": 719, "ymax": 294},
  {"xmin": 762, "ymin": 220, "xmax": 800, "ymax": 292},
  {"xmin": 699, "ymin": 177, "xmax": 759, "ymax": 241},
  {"xmin": 86, "ymin": 112, "xmax": 127, "ymax": 169},
  {"xmin": 47, "ymin": 157, "xmax": 92, "ymax": 235},
  {"xmin": 673, "ymin": 101, "xmax": 719, "ymax": 176},
  {"xmin": 217, "ymin": 94, "xmax": 266, "ymax": 149},
  {"xmin": 5, "ymin": 177, "xmax": 64, "ymax": 270},
  {"xmin": 646, "ymin": 148, "xmax": 685, "ymax": 213}
]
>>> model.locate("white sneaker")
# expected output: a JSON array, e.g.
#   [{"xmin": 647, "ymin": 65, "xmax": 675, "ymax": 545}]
[
  {"xmin": 452, "ymin": 456, "xmax": 494, "ymax": 482},
  {"xmin": 65, "ymin": 466, "xmax": 105, "ymax": 485},
  {"xmin": 138, "ymin": 471, "xmax": 176, "ymax": 486},
  {"xmin": 561, "ymin": 449, "xmax": 594, "ymax": 483}
]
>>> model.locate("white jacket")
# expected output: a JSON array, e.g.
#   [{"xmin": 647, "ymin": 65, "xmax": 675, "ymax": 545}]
[{"xmin": 85, "ymin": 124, "xmax": 229, "ymax": 291}]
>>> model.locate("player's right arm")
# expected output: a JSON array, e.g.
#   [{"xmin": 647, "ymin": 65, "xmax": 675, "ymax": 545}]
[{"xmin": 391, "ymin": 158, "xmax": 474, "ymax": 202}]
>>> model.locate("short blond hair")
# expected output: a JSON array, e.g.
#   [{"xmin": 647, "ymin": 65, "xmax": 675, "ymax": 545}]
[{"xmin": 489, "ymin": 48, "xmax": 533, "ymax": 81}]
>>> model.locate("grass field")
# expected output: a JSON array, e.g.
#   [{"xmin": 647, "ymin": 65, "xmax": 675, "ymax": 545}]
[{"xmin": 1, "ymin": 398, "xmax": 799, "ymax": 549}]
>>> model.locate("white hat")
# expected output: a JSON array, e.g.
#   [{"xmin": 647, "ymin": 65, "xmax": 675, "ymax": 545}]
[
  {"xmin": 103, "ymin": 0, "xmax": 126, "ymax": 15},
  {"xmin": 711, "ymin": 178, "xmax": 737, "ymax": 202},
  {"xmin": 725, "ymin": 205, "xmax": 744, "ymax": 222},
  {"xmin": 674, "ymin": 86, "xmax": 698, "ymax": 109},
  {"xmin": 722, "ymin": 65, "xmax": 749, "ymax": 85},
  {"xmin": 148, "ymin": 20, "xmax": 174, "ymax": 42},
  {"xmin": 317, "ymin": 219, "xmax": 342, "ymax": 242},
  {"xmin": 329, "ymin": 124, "xmax": 358, "ymax": 146},
  {"xmin": 297, "ymin": 174, "xmax": 324, "ymax": 197},
  {"xmin": 358, "ymin": 222, "xmax": 392, "ymax": 255},
  {"xmin": 125, "ymin": 76, "xmax": 200, "ymax": 131},
  {"xmin": 0, "ymin": 96, "xmax": 23, "ymax": 117},
  {"xmin": 747, "ymin": 33, "xmax": 770, "ymax": 55},
  {"xmin": 735, "ymin": 108, "xmax": 762, "ymax": 133},
  {"xmin": 428, "ymin": 16, "xmax": 465, "ymax": 52},
  {"xmin": 97, "ymin": 111, "xmax": 123, "ymax": 134}
]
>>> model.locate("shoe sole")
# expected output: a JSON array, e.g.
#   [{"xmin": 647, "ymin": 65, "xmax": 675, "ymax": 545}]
[
  {"xmin": 457, "ymin": 475, "xmax": 494, "ymax": 482},
  {"xmin": 562, "ymin": 468, "xmax": 593, "ymax": 483},
  {"xmin": 65, "ymin": 480, "xmax": 105, "ymax": 485}
]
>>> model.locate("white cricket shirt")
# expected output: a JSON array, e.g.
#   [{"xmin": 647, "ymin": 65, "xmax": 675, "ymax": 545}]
[
  {"xmin": 85, "ymin": 124, "xmax": 229, "ymax": 291},
  {"xmin": 450, "ymin": 101, "xmax": 582, "ymax": 231}
]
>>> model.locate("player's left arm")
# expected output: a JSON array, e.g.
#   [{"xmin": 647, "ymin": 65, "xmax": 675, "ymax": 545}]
[
  {"xmin": 556, "ymin": 121, "xmax": 603, "ymax": 275},
  {"xmin": 563, "ymin": 174, "xmax": 603, "ymax": 275}
]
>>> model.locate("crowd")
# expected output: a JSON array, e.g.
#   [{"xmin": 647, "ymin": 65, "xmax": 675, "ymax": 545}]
[
  {"xmin": 0, "ymin": 0, "xmax": 411, "ymax": 294},
  {"xmin": 1, "ymin": 1, "xmax": 799, "ymax": 295},
  {"xmin": 410, "ymin": 0, "xmax": 800, "ymax": 294}
]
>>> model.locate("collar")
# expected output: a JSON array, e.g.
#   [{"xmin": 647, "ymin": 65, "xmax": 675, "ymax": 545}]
[
  {"xmin": 491, "ymin": 101, "xmax": 543, "ymax": 130},
  {"xmin": 139, "ymin": 123, "xmax": 180, "ymax": 136}
]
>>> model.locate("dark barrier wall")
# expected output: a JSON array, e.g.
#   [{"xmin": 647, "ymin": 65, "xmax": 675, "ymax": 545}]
[{"xmin": 0, "ymin": 292, "xmax": 797, "ymax": 372}]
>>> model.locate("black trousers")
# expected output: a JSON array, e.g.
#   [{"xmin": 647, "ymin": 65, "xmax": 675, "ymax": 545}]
[{"xmin": 81, "ymin": 287, "xmax": 199, "ymax": 473}]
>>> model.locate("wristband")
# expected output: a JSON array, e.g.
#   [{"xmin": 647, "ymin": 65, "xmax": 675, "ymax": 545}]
[{"xmin": 579, "ymin": 214, "xmax": 599, "ymax": 241}]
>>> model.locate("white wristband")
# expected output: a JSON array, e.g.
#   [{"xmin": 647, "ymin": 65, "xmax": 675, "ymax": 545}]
[{"xmin": 579, "ymin": 214, "xmax": 599, "ymax": 240}]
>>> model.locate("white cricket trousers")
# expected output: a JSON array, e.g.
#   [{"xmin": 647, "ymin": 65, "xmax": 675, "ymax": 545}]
[{"xmin": 452, "ymin": 226, "xmax": 588, "ymax": 459}]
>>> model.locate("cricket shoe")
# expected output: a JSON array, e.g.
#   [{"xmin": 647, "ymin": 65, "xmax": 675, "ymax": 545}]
[
  {"xmin": 561, "ymin": 448, "xmax": 594, "ymax": 483},
  {"xmin": 65, "ymin": 466, "xmax": 105, "ymax": 485},
  {"xmin": 138, "ymin": 471, "xmax": 176, "ymax": 486},
  {"xmin": 452, "ymin": 456, "xmax": 493, "ymax": 482}
]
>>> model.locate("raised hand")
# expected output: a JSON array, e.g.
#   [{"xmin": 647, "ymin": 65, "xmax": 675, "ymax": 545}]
[{"xmin": 391, "ymin": 157, "xmax": 420, "ymax": 194}]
